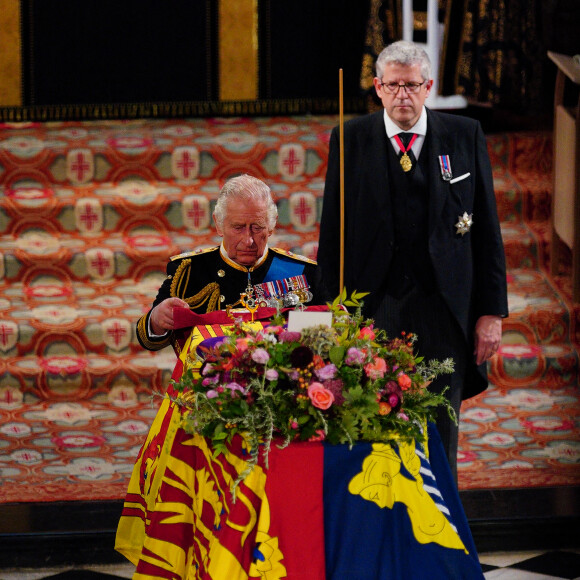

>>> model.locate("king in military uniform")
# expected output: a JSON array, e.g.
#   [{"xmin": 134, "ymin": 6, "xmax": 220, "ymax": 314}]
[{"xmin": 136, "ymin": 174, "xmax": 327, "ymax": 352}]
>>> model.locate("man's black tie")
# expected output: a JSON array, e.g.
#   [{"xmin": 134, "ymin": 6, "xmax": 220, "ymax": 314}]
[
  {"xmin": 398, "ymin": 132, "xmax": 413, "ymax": 148},
  {"xmin": 397, "ymin": 132, "xmax": 416, "ymax": 172}
]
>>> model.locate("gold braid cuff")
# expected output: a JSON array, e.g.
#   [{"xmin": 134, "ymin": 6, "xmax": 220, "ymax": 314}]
[{"xmin": 136, "ymin": 314, "xmax": 172, "ymax": 351}]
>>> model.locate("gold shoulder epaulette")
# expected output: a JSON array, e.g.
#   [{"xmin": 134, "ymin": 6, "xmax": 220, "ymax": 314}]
[
  {"xmin": 170, "ymin": 246, "xmax": 219, "ymax": 261},
  {"xmin": 271, "ymin": 247, "xmax": 317, "ymax": 265}
]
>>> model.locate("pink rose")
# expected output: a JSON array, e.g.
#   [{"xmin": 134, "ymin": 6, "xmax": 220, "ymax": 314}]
[
  {"xmin": 226, "ymin": 382, "xmax": 245, "ymax": 395},
  {"xmin": 307, "ymin": 382, "xmax": 335, "ymax": 410},
  {"xmin": 251, "ymin": 348, "xmax": 270, "ymax": 364},
  {"xmin": 308, "ymin": 429, "xmax": 326, "ymax": 442},
  {"xmin": 280, "ymin": 331, "xmax": 301, "ymax": 343},
  {"xmin": 316, "ymin": 363, "xmax": 337, "ymax": 380},
  {"xmin": 236, "ymin": 338, "xmax": 250, "ymax": 353},
  {"xmin": 345, "ymin": 347, "xmax": 365, "ymax": 365},
  {"xmin": 358, "ymin": 325, "xmax": 376, "ymax": 340},
  {"xmin": 364, "ymin": 356, "xmax": 387, "ymax": 380}
]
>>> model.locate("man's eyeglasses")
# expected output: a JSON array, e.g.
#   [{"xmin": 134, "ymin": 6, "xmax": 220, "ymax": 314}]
[{"xmin": 379, "ymin": 81, "xmax": 426, "ymax": 94}]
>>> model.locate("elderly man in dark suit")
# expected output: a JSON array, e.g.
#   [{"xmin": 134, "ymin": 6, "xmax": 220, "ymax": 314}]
[{"xmin": 318, "ymin": 40, "xmax": 508, "ymax": 481}]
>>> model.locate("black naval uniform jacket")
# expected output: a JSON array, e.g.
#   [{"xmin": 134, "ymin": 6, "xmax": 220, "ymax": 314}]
[
  {"xmin": 318, "ymin": 108, "xmax": 508, "ymax": 400},
  {"xmin": 136, "ymin": 246, "xmax": 326, "ymax": 352}
]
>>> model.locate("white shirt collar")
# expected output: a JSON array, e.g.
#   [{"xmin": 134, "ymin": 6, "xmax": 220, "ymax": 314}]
[{"xmin": 384, "ymin": 106, "xmax": 428, "ymax": 138}]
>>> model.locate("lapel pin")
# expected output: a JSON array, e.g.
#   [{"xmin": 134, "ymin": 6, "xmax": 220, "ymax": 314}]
[
  {"xmin": 455, "ymin": 212, "xmax": 473, "ymax": 236},
  {"xmin": 438, "ymin": 155, "xmax": 453, "ymax": 181}
]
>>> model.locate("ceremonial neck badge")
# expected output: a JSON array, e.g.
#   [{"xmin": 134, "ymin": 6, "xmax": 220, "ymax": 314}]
[
  {"xmin": 438, "ymin": 155, "xmax": 452, "ymax": 181},
  {"xmin": 394, "ymin": 133, "xmax": 418, "ymax": 172},
  {"xmin": 455, "ymin": 212, "xmax": 473, "ymax": 236}
]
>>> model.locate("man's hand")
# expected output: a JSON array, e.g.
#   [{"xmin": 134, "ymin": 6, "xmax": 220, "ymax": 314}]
[
  {"xmin": 150, "ymin": 297, "xmax": 190, "ymax": 335},
  {"xmin": 473, "ymin": 315, "xmax": 503, "ymax": 365}
]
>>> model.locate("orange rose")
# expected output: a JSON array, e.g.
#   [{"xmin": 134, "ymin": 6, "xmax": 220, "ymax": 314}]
[
  {"xmin": 307, "ymin": 382, "xmax": 335, "ymax": 410},
  {"xmin": 397, "ymin": 373, "xmax": 412, "ymax": 391},
  {"xmin": 379, "ymin": 401, "xmax": 392, "ymax": 415},
  {"xmin": 313, "ymin": 354, "xmax": 325, "ymax": 369}
]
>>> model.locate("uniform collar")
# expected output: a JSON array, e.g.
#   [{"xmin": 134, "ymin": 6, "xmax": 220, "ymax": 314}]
[{"xmin": 219, "ymin": 243, "xmax": 270, "ymax": 272}]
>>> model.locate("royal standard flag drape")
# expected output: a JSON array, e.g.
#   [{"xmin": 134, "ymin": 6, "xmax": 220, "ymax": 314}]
[
  {"xmin": 116, "ymin": 404, "xmax": 483, "ymax": 579},
  {"xmin": 116, "ymin": 310, "xmax": 483, "ymax": 579}
]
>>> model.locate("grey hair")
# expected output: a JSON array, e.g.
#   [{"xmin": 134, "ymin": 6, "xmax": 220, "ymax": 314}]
[
  {"xmin": 213, "ymin": 174, "xmax": 278, "ymax": 229},
  {"xmin": 375, "ymin": 40, "xmax": 431, "ymax": 81}
]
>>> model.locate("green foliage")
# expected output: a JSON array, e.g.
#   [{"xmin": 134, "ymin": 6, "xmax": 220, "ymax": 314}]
[{"xmin": 170, "ymin": 294, "xmax": 455, "ymax": 487}]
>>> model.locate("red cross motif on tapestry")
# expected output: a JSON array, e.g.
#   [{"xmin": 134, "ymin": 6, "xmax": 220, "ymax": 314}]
[
  {"xmin": 0, "ymin": 321, "xmax": 18, "ymax": 352},
  {"xmin": 66, "ymin": 148, "xmax": 94, "ymax": 184},
  {"xmin": 85, "ymin": 248, "xmax": 115, "ymax": 280},
  {"xmin": 0, "ymin": 386, "xmax": 23, "ymax": 407},
  {"xmin": 172, "ymin": 146, "xmax": 200, "ymax": 181},
  {"xmin": 75, "ymin": 198, "xmax": 103, "ymax": 233},
  {"xmin": 279, "ymin": 144, "xmax": 305, "ymax": 178},
  {"xmin": 289, "ymin": 192, "xmax": 316, "ymax": 229},
  {"xmin": 102, "ymin": 318, "xmax": 131, "ymax": 351},
  {"xmin": 183, "ymin": 195, "xmax": 210, "ymax": 231},
  {"xmin": 108, "ymin": 382, "xmax": 138, "ymax": 405}
]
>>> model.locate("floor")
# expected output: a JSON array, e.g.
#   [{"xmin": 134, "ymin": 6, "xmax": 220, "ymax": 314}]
[{"xmin": 1, "ymin": 550, "xmax": 580, "ymax": 579}]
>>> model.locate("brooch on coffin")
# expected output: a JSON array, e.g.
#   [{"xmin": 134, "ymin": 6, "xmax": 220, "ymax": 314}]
[
  {"xmin": 455, "ymin": 212, "xmax": 473, "ymax": 236},
  {"xmin": 239, "ymin": 282, "xmax": 260, "ymax": 321}
]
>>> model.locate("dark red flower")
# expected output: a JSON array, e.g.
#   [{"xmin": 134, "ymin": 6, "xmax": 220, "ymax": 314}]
[
  {"xmin": 387, "ymin": 392, "xmax": 401, "ymax": 411},
  {"xmin": 290, "ymin": 346, "xmax": 314, "ymax": 368},
  {"xmin": 323, "ymin": 379, "xmax": 345, "ymax": 406}
]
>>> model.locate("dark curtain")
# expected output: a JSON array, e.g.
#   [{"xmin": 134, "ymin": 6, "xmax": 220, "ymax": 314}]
[
  {"xmin": 361, "ymin": 0, "xmax": 579, "ymax": 114},
  {"xmin": 20, "ymin": 0, "xmax": 219, "ymax": 106},
  {"xmin": 449, "ymin": 0, "xmax": 547, "ymax": 113},
  {"xmin": 359, "ymin": 0, "xmax": 403, "ymax": 111}
]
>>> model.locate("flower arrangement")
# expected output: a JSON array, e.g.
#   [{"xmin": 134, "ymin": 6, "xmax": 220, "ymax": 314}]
[{"xmin": 171, "ymin": 292, "xmax": 455, "ymax": 486}]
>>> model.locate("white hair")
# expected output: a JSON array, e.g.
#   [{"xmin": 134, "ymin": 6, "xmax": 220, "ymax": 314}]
[
  {"xmin": 213, "ymin": 174, "xmax": 278, "ymax": 229},
  {"xmin": 375, "ymin": 40, "xmax": 431, "ymax": 81}
]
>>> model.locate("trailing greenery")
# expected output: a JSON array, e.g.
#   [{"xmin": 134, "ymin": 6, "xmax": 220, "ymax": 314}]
[{"xmin": 171, "ymin": 291, "xmax": 455, "ymax": 490}]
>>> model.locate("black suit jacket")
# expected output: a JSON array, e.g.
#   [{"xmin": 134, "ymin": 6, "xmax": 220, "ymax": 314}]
[{"xmin": 318, "ymin": 108, "xmax": 508, "ymax": 398}]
